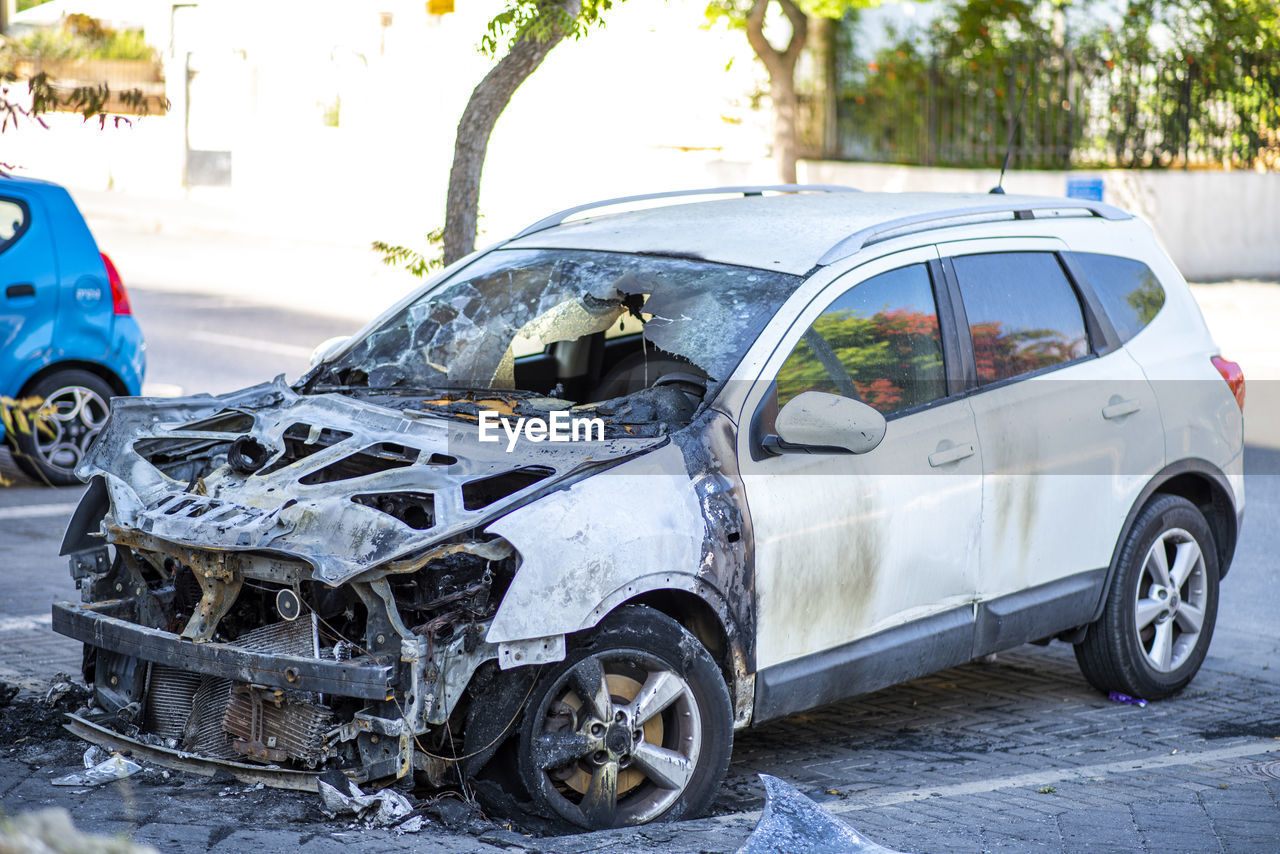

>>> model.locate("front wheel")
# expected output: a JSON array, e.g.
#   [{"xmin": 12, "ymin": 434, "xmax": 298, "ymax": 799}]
[
  {"xmin": 516, "ymin": 605, "xmax": 733, "ymax": 830},
  {"xmin": 1075, "ymin": 494, "xmax": 1219, "ymax": 700}
]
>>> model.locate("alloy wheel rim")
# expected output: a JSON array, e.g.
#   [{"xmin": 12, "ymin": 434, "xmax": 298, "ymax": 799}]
[
  {"xmin": 31, "ymin": 385, "xmax": 110, "ymax": 475},
  {"xmin": 1134, "ymin": 527, "xmax": 1207, "ymax": 673},
  {"xmin": 531, "ymin": 650, "xmax": 702, "ymax": 828}
]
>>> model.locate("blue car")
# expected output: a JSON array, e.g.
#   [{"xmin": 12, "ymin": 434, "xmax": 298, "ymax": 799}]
[{"xmin": 0, "ymin": 175, "xmax": 145, "ymax": 485}]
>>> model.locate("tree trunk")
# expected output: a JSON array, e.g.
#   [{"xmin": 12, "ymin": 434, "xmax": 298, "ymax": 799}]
[
  {"xmin": 812, "ymin": 16, "xmax": 838, "ymax": 159},
  {"xmin": 443, "ymin": 1, "xmax": 580, "ymax": 265},
  {"xmin": 770, "ymin": 74, "xmax": 800, "ymax": 183},
  {"xmin": 745, "ymin": 0, "xmax": 808, "ymax": 184}
]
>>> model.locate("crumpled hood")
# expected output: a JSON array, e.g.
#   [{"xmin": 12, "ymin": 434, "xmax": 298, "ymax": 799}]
[{"xmin": 79, "ymin": 378, "xmax": 665, "ymax": 585}]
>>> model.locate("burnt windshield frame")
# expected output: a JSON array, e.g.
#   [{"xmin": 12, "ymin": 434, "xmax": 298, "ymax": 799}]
[{"xmin": 309, "ymin": 248, "xmax": 802, "ymax": 403}]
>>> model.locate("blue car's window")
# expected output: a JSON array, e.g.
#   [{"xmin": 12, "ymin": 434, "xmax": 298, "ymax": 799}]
[{"xmin": 0, "ymin": 198, "xmax": 28, "ymax": 255}]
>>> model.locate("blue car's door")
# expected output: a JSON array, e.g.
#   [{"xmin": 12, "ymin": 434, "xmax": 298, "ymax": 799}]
[{"xmin": 0, "ymin": 189, "xmax": 61, "ymax": 398}]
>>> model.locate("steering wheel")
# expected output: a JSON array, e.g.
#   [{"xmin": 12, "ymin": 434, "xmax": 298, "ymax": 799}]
[{"xmin": 652, "ymin": 371, "xmax": 709, "ymax": 402}]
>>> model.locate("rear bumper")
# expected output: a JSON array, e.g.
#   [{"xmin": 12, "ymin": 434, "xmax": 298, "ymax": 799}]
[
  {"xmin": 52, "ymin": 600, "xmax": 397, "ymax": 700},
  {"xmin": 111, "ymin": 314, "xmax": 146, "ymax": 395}
]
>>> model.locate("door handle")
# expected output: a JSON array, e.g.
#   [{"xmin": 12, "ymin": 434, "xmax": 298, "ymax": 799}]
[
  {"xmin": 5, "ymin": 283, "xmax": 35, "ymax": 299},
  {"xmin": 1102, "ymin": 398, "xmax": 1141, "ymax": 420},
  {"xmin": 929, "ymin": 443, "xmax": 975, "ymax": 467}
]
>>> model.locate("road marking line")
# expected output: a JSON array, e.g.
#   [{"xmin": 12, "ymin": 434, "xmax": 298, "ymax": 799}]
[
  {"xmin": 189, "ymin": 330, "xmax": 313, "ymax": 359},
  {"xmin": 718, "ymin": 739, "xmax": 1280, "ymax": 825},
  {"xmin": 0, "ymin": 502, "xmax": 79, "ymax": 521},
  {"xmin": 141, "ymin": 381, "xmax": 185, "ymax": 398},
  {"xmin": 0, "ymin": 613, "xmax": 52, "ymax": 632}
]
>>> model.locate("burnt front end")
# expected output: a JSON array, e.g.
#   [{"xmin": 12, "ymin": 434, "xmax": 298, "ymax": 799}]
[
  {"xmin": 55, "ymin": 518, "xmax": 518, "ymax": 788},
  {"xmin": 53, "ymin": 379, "xmax": 658, "ymax": 788}
]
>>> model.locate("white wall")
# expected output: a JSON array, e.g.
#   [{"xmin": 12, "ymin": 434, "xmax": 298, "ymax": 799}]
[{"xmin": 800, "ymin": 161, "xmax": 1280, "ymax": 281}]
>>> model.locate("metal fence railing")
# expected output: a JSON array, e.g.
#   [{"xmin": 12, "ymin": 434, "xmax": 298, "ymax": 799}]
[{"xmin": 806, "ymin": 49, "xmax": 1280, "ymax": 171}]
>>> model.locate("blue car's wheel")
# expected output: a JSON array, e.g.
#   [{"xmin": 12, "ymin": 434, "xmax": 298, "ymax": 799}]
[{"xmin": 10, "ymin": 369, "xmax": 114, "ymax": 487}]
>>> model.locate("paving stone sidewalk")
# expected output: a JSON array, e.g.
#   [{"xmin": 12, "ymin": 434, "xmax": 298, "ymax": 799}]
[{"xmin": 3, "ymin": 642, "xmax": 1277, "ymax": 854}]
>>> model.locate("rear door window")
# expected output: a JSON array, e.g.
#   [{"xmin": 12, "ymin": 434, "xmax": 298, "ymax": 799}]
[
  {"xmin": 0, "ymin": 198, "xmax": 28, "ymax": 255},
  {"xmin": 951, "ymin": 252, "xmax": 1089, "ymax": 386},
  {"xmin": 1068, "ymin": 252, "xmax": 1166, "ymax": 344}
]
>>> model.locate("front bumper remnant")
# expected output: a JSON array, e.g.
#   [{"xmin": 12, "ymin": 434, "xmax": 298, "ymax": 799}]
[{"xmin": 52, "ymin": 601, "xmax": 397, "ymax": 700}]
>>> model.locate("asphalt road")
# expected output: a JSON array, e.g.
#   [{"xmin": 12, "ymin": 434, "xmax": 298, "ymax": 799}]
[{"xmin": 1, "ymin": 273, "xmax": 1278, "ymax": 852}]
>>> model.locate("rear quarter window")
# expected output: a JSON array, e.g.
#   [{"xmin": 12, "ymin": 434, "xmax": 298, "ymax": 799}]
[
  {"xmin": 0, "ymin": 198, "xmax": 29, "ymax": 255},
  {"xmin": 1069, "ymin": 252, "xmax": 1166, "ymax": 344}
]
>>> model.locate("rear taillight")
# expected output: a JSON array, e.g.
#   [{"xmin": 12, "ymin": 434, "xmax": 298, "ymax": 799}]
[
  {"xmin": 101, "ymin": 252, "xmax": 131, "ymax": 316},
  {"xmin": 1211, "ymin": 355, "xmax": 1245, "ymax": 411}
]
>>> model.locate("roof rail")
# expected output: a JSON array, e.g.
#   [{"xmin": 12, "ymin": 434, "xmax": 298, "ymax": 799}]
[
  {"xmin": 511, "ymin": 185, "xmax": 858, "ymax": 240},
  {"xmin": 818, "ymin": 199, "xmax": 1133, "ymax": 266}
]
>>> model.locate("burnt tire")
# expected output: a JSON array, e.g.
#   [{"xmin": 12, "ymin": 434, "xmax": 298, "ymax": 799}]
[
  {"xmin": 515, "ymin": 605, "xmax": 732, "ymax": 830},
  {"xmin": 9, "ymin": 369, "xmax": 114, "ymax": 487},
  {"xmin": 1074, "ymin": 494, "xmax": 1219, "ymax": 700}
]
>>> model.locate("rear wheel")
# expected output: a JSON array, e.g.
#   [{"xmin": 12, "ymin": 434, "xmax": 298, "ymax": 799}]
[
  {"xmin": 515, "ymin": 605, "xmax": 732, "ymax": 829},
  {"xmin": 1075, "ymin": 494, "xmax": 1219, "ymax": 699},
  {"xmin": 9, "ymin": 370, "xmax": 114, "ymax": 486}
]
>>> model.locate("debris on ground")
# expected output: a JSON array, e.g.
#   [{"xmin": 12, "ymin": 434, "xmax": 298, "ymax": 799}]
[
  {"xmin": 1108, "ymin": 691, "xmax": 1148, "ymax": 708},
  {"xmin": 0, "ymin": 807, "xmax": 160, "ymax": 854},
  {"xmin": 51, "ymin": 747, "xmax": 142, "ymax": 788},
  {"xmin": 42, "ymin": 674, "xmax": 89, "ymax": 712},
  {"xmin": 737, "ymin": 774, "xmax": 908, "ymax": 854},
  {"xmin": 316, "ymin": 770, "xmax": 425, "ymax": 833}
]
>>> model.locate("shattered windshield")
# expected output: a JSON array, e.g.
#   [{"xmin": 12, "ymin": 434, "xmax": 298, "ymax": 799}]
[{"xmin": 310, "ymin": 249, "xmax": 800, "ymax": 409}]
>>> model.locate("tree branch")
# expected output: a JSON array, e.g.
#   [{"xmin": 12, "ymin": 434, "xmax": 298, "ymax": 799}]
[
  {"xmin": 777, "ymin": 0, "xmax": 808, "ymax": 68},
  {"xmin": 745, "ymin": 0, "xmax": 780, "ymax": 72},
  {"xmin": 443, "ymin": 0, "xmax": 582, "ymax": 264},
  {"xmin": 744, "ymin": 0, "xmax": 808, "ymax": 77}
]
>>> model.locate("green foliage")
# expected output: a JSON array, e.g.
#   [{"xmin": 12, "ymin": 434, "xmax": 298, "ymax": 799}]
[
  {"xmin": 480, "ymin": 0, "xmax": 615, "ymax": 56},
  {"xmin": 1118, "ymin": 0, "xmax": 1280, "ymax": 57},
  {"xmin": 372, "ymin": 227, "xmax": 447, "ymax": 278},
  {"xmin": 322, "ymin": 95, "xmax": 341, "ymax": 128},
  {"xmin": 831, "ymin": 0, "xmax": 1280, "ymax": 169},
  {"xmin": 2, "ymin": 70, "xmax": 163, "ymax": 141},
  {"xmin": 1101, "ymin": 0, "xmax": 1280, "ymax": 167},
  {"xmin": 705, "ymin": 0, "xmax": 879, "ymax": 28},
  {"xmin": 17, "ymin": 0, "xmax": 55, "ymax": 11},
  {"xmin": 3, "ymin": 15, "xmax": 157, "ymax": 63}
]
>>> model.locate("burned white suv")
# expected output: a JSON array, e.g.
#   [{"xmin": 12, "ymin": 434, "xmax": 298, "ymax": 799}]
[{"xmin": 55, "ymin": 187, "xmax": 1245, "ymax": 830}]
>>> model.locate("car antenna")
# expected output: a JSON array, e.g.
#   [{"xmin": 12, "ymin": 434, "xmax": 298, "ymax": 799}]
[{"xmin": 990, "ymin": 78, "xmax": 1030, "ymax": 195}]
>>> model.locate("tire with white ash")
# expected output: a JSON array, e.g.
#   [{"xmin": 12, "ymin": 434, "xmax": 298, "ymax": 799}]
[
  {"xmin": 1075, "ymin": 494, "xmax": 1220, "ymax": 700},
  {"xmin": 516, "ymin": 604, "xmax": 732, "ymax": 830}
]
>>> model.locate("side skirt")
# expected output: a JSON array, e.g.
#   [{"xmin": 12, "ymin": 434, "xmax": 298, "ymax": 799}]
[{"xmin": 752, "ymin": 570, "xmax": 1106, "ymax": 725}]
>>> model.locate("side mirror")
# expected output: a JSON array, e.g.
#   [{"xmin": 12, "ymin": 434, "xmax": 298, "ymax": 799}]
[
  {"xmin": 768, "ymin": 391, "xmax": 887, "ymax": 455},
  {"xmin": 309, "ymin": 335, "xmax": 351, "ymax": 367}
]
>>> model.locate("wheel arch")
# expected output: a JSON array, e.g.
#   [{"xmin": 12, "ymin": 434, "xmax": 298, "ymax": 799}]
[
  {"xmin": 607, "ymin": 585, "xmax": 755, "ymax": 729},
  {"xmin": 1088, "ymin": 459, "xmax": 1239, "ymax": 625},
  {"xmin": 623, "ymin": 589, "xmax": 732, "ymax": 675},
  {"xmin": 19, "ymin": 360, "xmax": 130, "ymax": 398}
]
